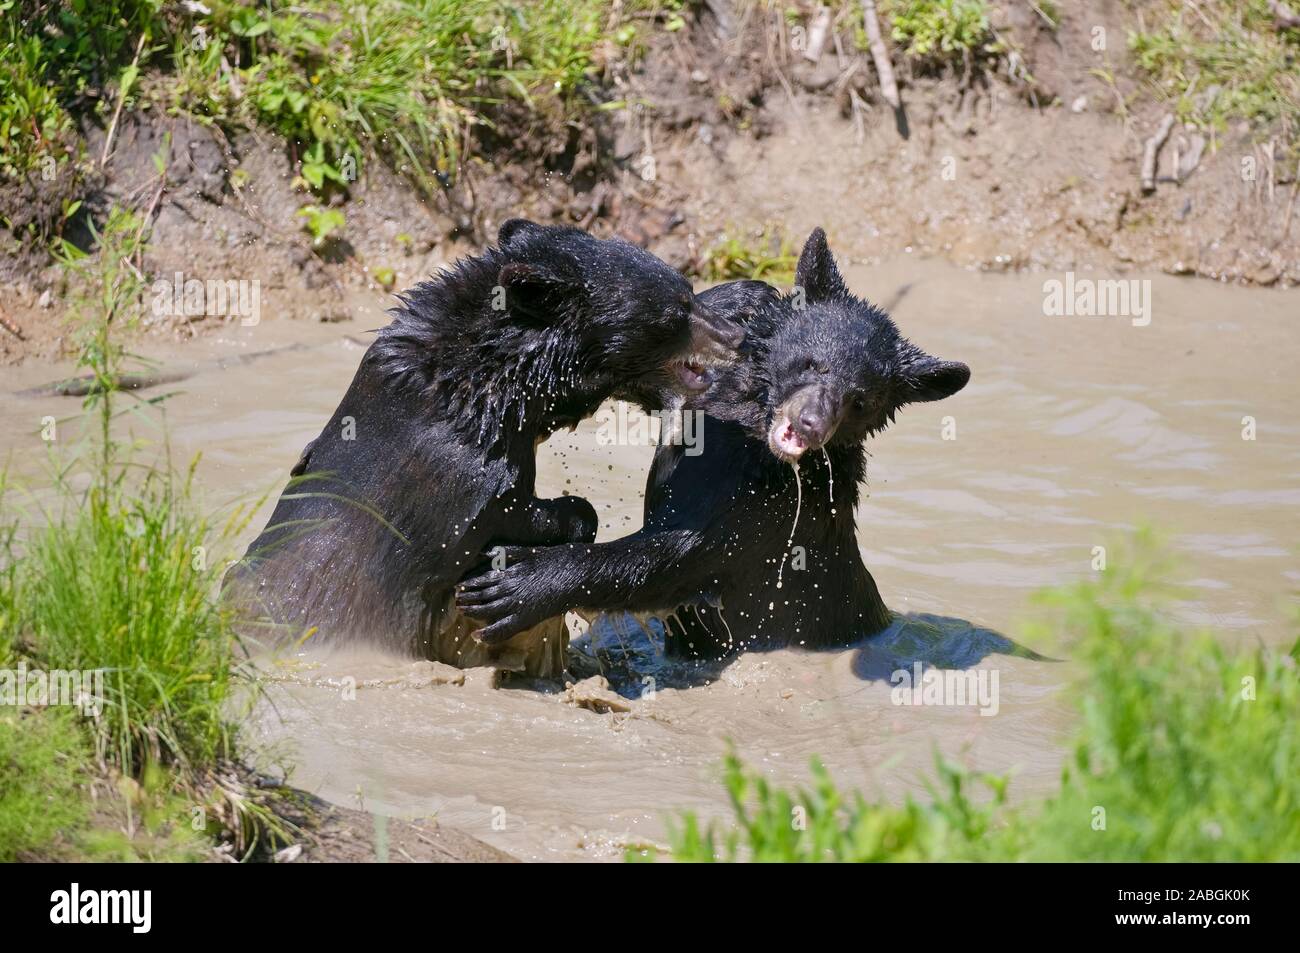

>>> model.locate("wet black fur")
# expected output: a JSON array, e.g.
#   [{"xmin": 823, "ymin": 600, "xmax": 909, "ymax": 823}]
[
  {"xmin": 225, "ymin": 220, "xmax": 715, "ymax": 654},
  {"xmin": 457, "ymin": 229, "xmax": 970, "ymax": 656}
]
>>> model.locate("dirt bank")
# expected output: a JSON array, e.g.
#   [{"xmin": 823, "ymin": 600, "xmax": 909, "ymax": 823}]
[{"xmin": 2, "ymin": 1, "xmax": 1296, "ymax": 366}]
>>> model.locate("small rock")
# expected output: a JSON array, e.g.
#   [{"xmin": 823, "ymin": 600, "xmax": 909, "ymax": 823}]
[
  {"xmin": 612, "ymin": 126, "xmax": 640, "ymax": 163},
  {"xmin": 37, "ymin": 289, "xmax": 52, "ymax": 309},
  {"xmin": 1070, "ymin": 95, "xmax": 1088, "ymax": 114},
  {"xmin": 690, "ymin": 69, "xmax": 708, "ymax": 84},
  {"xmin": 780, "ymin": 688, "xmax": 795, "ymax": 700},
  {"xmin": 273, "ymin": 844, "xmax": 303, "ymax": 863}
]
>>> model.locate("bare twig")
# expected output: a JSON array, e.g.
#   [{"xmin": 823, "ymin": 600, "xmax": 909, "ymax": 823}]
[
  {"xmin": 0, "ymin": 306, "xmax": 25, "ymax": 341},
  {"xmin": 1268, "ymin": 0, "xmax": 1300, "ymax": 29},
  {"xmin": 804, "ymin": 6, "xmax": 831, "ymax": 64},
  {"xmin": 100, "ymin": 32, "xmax": 147, "ymax": 168},
  {"xmin": 1282, "ymin": 160, "xmax": 1299, "ymax": 239},
  {"xmin": 861, "ymin": 0, "xmax": 901, "ymax": 110},
  {"xmin": 1141, "ymin": 113, "xmax": 1176, "ymax": 193}
]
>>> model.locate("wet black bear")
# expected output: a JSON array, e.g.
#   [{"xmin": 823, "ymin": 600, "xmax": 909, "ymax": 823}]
[
  {"xmin": 457, "ymin": 229, "xmax": 970, "ymax": 657},
  {"xmin": 226, "ymin": 219, "xmax": 744, "ymax": 673}
]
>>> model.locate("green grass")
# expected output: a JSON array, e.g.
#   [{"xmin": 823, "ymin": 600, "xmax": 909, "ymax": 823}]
[
  {"xmin": 2, "ymin": 0, "xmax": 669, "ymax": 262},
  {"xmin": 696, "ymin": 225, "xmax": 798, "ymax": 285},
  {"xmin": 0, "ymin": 707, "xmax": 91, "ymax": 861},
  {"xmin": 2, "ymin": 0, "xmax": 647, "ymax": 194},
  {"xmin": 1129, "ymin": 0, "xmax": 1300, "ymax": 151},
  {"xmin": 1019, "ymin": 542, "xmax": 1300, "ymax": 861},
  {"xmin": 0, "ymin": 196, "xmax": 287, "ymax": 860},
  {"xmin": 15, "ymin": 461, "xmax": 244, "ymax": 775},
  {"xmin": 648, "ymin": 536, "xmax": 1300, "ymax": 862},
  {"xmin": 648, "ymin": 749, "xmax": 1010, "ymax": 862},
  {"xmin": 172, "ymin": 0, "xmax": 614, "ymax": 192},
  {"xmin": 879, "ymin": 0, "xmax": 1002, "ymax": 69}
]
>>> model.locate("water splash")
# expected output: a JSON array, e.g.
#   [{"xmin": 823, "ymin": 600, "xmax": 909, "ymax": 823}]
[
  {"xmin": 775, "ymin": 461, "xmax": 803, "ymax": 590},
  {"xmin": 823, "ymin": 447, "xmax": 836, "ymax": 515}
]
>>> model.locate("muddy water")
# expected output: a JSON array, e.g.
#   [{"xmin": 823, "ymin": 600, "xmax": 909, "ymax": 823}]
[{"xmin": 3, "ymin": 263, "xmax": 1296, "ymax": 860}]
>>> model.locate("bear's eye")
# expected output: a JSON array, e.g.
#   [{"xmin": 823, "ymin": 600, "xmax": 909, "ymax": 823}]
[{"xmin": 850, "ymin": 393, "xmax": 869, "ymax": 411}]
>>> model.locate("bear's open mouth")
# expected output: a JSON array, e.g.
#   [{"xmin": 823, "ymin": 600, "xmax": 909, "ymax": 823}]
[
  {"xmin": 672, "ymin": 354, "xmax": 724, "ymax": 392},
  {"xmin": 768, "ymin": 414, "xmax": 810, "ymax": 461}
]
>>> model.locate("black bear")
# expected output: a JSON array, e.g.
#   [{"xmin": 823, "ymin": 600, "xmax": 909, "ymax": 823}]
[
  {"xmin": 456, "ymin": 228, "xmax": 970, "ymax": 657},
  {"xmin": 225, "ymin": 220, "xmax": 744, "ymax": 674}
]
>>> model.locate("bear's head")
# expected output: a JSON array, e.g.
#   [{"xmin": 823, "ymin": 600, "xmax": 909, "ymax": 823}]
[
  {"xmin": 700, "ymin": 228, "xmax": 970, "ymax": 462},
  {"xmin": 496, "ymin": 219, "xmax": 743, "ymax": 404}
]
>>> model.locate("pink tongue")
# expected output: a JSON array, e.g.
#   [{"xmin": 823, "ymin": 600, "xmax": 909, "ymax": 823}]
[{"xmin": 785, "ymin": 425, "xmax": 805, "ymax": 448}]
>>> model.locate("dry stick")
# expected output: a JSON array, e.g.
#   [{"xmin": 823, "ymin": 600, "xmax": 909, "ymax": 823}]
[
  {"xmin": 804, "ymin": 5, "xmax": 831, "ymax": 64},
  {"xmin": 0, "ymin": 306, "xmax": 25, "ymax": 341},
  {"xmin": 1282, "ymin": 161, "xmax": 1299, "ymax": 240},
  {"xmin": 1141, "ymin": 113, "xmax": 1176, "ymax": 194},
  {"xmin": 1268, "ymin": 137, "xmax": 1277, "ymax": 203},
  {"xmin": 860, "ymin": 0, "xmax": 900, "ymax": 110},
  {"xmin": 133, "ymin": 169, "xmax": 167, "ymax": 272},
  {"xmin": 1268, "ymin": 0, "xmax": 1300, "ymax": 29},
  {"xmin": 849, "ymin": 89, "xmax": 867, "ymax": 144},
  {"xmin": 100, "ymin": 32, "xmax": 147, "ymax": 168}
]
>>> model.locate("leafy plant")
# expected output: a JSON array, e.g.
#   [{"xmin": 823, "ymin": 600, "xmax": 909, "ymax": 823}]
[
  {"xmin": 1129, "ymin": 0, "xmax": 1300, "ymax": 153},
  {"xmin": 698, "ymin": 226, "xmax": 798, "ymax": 285},
  {"xmin": 649, "ymin": 535, "xmax": 1300, "ymax": 862},
  {"xmin": 297, "ymin": 203, "xmax": 345, "ymax": 247},
  {"xmin": 0, "ymin": 709, "xmax": 90, "ymax": 861},
  {"xmin": 881, "ymin": 0, "xmax": 1002, "ymax": 67},
  {"xmin": 653, "ymin": 749, "xmax": 1011, "ymax": 862}
]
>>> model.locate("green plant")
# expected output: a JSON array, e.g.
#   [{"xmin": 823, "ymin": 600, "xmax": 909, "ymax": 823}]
[
  {"xmin": 881, "ymin": 0, "xmax": 1002, "ymax": 67},
  {"xmin": 652, "ymin": 749, "xmax": 1011, "ymax": 862},
  {"xmin": 0, "ymin": 708, "xmax": 91, "ymax": 861},
  {"xmin": 297, "ymin": 203, "xmax": 345, "ymax": 246},
  {"xmin": 167, "ymin": 0, "xmax": 614, "ymax": 194},
  {"xmin": 0, "ymin": 5, "xmax": 75, "ymax": 177},
  {"xmin": 1128, "ymin": 0, "xmax": 1300, "ymax": 152},
  {"xmin": 14, "ymin": 199, "xmax": 249, "ymax": 778},
  {"xmin": 698, "ymin": 226, "xmax": 798, "ymax": 285},
  {"xmin": 649, "ymin": 535, "xmax": 1300, "ymax": 862},
  {"xmin": 52, "ymin": 205, "xmax": 149, "ymax": 471},
  {"xmin": 1021, "ymin": 536, "xmax": 1300, "ymax": 861},
  {"xmin": 18, "ymin": 458, "xmax": 245, "ymax": 775}
]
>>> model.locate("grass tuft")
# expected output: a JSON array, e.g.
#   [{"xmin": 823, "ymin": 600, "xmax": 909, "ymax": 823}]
[
  {"xmin": 1129, "ymin": 0, "xmax": 1300, "ymax": 153},
  {"xmin": 0, "ymin": 708, "xmax": 90, "ymax": 861},
  {"xmin": 696, "ymin": 225, "xmax": 798, "ymax": 285}
]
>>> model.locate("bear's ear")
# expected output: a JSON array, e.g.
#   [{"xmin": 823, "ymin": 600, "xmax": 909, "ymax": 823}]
[
  {"xmin": 794, "ymin": 227, "xmax": 847, "ymax": 303},
  {"xmin": 498, "ymin": 218, "xmax": 547, "ymax": 249},
  {"xmin": 498, "ymin": 261, "xmax": 576, "ymax": 323},
  {"xmin": 897, "ymin": 352, "xmax": 971, "ymax": 404}
]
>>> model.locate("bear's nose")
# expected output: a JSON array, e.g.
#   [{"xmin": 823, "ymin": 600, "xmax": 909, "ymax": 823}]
[{"xmin": 796, "ymin": 409, "xmax": 830, "ymax": 445}]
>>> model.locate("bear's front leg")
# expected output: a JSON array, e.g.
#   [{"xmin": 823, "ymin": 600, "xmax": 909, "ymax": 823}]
[
  {"xmin": 457, "ymin": 543, "xmax": 592, "ymax": 643},
  {"xmin": 489, "ymin": 495, "xmax": 598, "ymax": 548}
]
